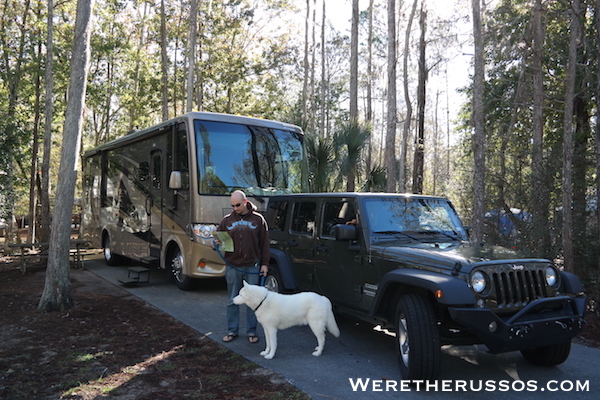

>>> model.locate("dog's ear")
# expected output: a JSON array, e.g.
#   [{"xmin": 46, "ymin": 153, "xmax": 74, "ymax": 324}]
[{"xmin": 243, "ymin": 280, "xmax": 248, "ymax": 287}]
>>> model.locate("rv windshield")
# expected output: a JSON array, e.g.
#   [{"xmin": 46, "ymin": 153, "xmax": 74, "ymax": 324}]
[
  {"xmin": 363, "ymin": 197, "xmax": 468, "ymax": 240},
  {"xmin": 195, "ymin": 120, "xmax": 305, "ymax": 195}
]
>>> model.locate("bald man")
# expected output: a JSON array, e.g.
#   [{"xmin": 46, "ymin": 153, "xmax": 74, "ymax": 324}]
[{"xmin": 216, "ymin": 190, "xmax": 269, "ymax": 344}]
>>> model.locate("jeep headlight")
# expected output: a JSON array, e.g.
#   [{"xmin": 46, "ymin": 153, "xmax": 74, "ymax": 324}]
[
  {"xmin": 471, "ymin": 271, "xmax": 487, "ymax": 293},
  {"xmin": 545, "ymin": 266, "xmax": 558, "ymax": 287},
  {"xmin": 192, "ymin": 224, "xmax": 217, "ymax": 240}
]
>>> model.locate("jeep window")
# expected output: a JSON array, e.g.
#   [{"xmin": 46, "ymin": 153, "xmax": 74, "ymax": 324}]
[
  {"xmin": 291, "ymin": 202, "xmax": 317, "ymax": 235},
  {"xmin": 269, "ymin": 200, "xmax": 288, "ymax": 231},
  {"xmin": 321, "ymin": 201, "xmax": 356, "ymax": 237},
  {"xmin": 363, "ymin": 197, "xmax": 467, "ymax": 239}
]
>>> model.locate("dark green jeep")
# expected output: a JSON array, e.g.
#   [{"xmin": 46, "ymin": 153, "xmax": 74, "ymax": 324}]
[{"xmin": 263, "ymin": 193, "xmax": 586, "ymax": 381}]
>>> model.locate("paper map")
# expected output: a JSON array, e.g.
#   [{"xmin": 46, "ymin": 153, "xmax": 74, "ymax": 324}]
[{"xmin": 215, "ymin": 231, "xmax": 234, "ymax": 252}]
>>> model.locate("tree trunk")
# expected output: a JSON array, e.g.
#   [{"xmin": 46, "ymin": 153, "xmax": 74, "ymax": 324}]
[
  {"xmin": 38, "ymin": 0, "xmax": 94, "ymax": 312},
  {"xmin": 302, "ymin": 0, "xmax": 310, "ymax": 130},
  {"xmin": 412, "ymin": 4, "xmax": 427, "ymax": 194},
  {"xmin": 385, "ymin": 0, "xmax": 397, "ymax": 193},
  {"xmin": 40, "ymin": 0, "xmax": 54, "ymax": 245},
  {"xmin": 1, "ymin": 0, "xmax": 32, "ymax": 250},
  {"xmin": 531, "ymin": 0, "xmax": 550, "ymax": 254},
  {"xmin": 471, "ymin": 0, "xmax": 486, "ymax": 244},
  {"xmin": 400, "ymin": 0, "xmax": 418, "ymax": 193},
  {"xmin": 500, "ymin": 55, "xmax": 527, "ymax": 210},
  {"xmin": 595, "ymin": 0, "xmax": 600, "ymax": 314},
  {"xmin": 349, "ymin": 0, "xmax": 359, "ymax": 121},
  {"xmin": 320, "ymin": 0, "xmax": 326, "ymax": 137},
  {"xmin": 561, "ymin": 0, "xmax": 579, "ymax": 273},
  {"xmin": 366, "ymin": 0, "xmax": 374, "ymax": 173},
  {"xmin": 28, "ymin": 39, "xmax": 42, "ymax": 244},
  {"xmin": 562, "ymin": 0, "xmax": 579, "ymax": 272},
  {"xmin": 161, "ymin": 0, "xmax": 169, "ymax": 119},
  {"xmin": 346, "ymin": 0, "xmax": 358, "ymax": 192},
  {"xmin": 310, "ymin": 0, "xmax": 317, "ymax": 133},
  {"xmin": 186, "ymin": 0, "xmax": 197, "ymax": 113}
]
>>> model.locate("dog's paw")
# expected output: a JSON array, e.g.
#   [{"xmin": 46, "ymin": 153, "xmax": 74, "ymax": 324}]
[
  {"xmin": 312, "ymin": 350, "xmax": 322, "ymax": 356},
  {"xmin": 260, "ymin": 350, "xmax": 268, "ymax": 356},
  {"xmin": 263, "ymin": 353, "xmax": 274, "ymax": 360}
]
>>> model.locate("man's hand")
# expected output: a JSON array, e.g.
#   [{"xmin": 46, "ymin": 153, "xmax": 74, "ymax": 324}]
[{"xmin": 260, "ymin": 265, "xmax": 269, "ymax": 276}]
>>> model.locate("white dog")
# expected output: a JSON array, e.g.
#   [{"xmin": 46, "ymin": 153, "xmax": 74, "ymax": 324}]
[{"xmin": 232, "ymin": 281, "xmax": 340, "ymax": 359}]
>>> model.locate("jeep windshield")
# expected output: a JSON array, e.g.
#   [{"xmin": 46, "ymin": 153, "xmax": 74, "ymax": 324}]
[{"xmin": 363, "ymin": 197, "xmax": 468, "ymax": 241}]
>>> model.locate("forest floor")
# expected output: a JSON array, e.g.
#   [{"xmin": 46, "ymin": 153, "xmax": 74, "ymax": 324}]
[{"xmin": 0, "ymin": 262, "xmax": 311, "ymax": 400}]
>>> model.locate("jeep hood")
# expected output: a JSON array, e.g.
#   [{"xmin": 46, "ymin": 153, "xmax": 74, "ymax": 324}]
[{"xmin": 373, "ymin": 240, "xmax": 550, "ymax": 272}]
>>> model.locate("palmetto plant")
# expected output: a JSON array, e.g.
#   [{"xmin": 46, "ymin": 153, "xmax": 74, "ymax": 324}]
[
  {"xmin": 334, "ymin": 119, "xmax": 371, "ymax": 192},
  {"xmin": 305, "ymin": 119, "xmax": 372, "ymax": 193},
  {"xmin": 305, "ymin": 132, "xmax": 336, "ymax": 193}
]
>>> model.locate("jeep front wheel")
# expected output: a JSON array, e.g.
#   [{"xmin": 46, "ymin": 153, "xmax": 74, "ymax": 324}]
[
  {"xmin": 520, "ymin": 340, "xmax": 572, "ymax": 366},
  {"xmin": 264, "ymin": 264, "xmax": 284, "ymax": 293},
  {"xmin": 395, "ymin": 293, "xmax": 441, "ymax": 381}
]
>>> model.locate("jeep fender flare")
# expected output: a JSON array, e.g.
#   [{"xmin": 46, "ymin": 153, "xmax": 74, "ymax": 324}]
[
  {"xmin": 269, "ymin": 248, "xmax": 297, "ymax": 291},
  {"xmin": 370, "ymin": 269, "xmax": 477, "ymax": 318},
  {"xmin": 560, "ymin": 271, "xmax": 585, "ymax": 294}
]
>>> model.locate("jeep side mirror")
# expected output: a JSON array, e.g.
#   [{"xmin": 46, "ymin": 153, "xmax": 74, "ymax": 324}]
[{"xmin": 334, "ymin": 224, "xmax": 357, "ymax": 241}]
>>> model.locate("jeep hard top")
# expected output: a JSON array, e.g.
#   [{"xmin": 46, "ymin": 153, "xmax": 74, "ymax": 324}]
[{"xmin": 263, "ymin": 193, "xmax": 586, "ymax": 380}]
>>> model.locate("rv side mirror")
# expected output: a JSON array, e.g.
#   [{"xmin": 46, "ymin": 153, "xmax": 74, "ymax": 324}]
[{"xmin": 169, "ymin": 171, "xmax": 182, "ymax": 190}]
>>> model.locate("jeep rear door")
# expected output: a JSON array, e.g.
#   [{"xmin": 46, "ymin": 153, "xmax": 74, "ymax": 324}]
[{"xmin": 287, "ymin": 200, "xmax": 318, "ymax": 291}]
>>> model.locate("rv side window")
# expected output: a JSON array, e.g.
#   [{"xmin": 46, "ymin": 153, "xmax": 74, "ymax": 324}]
[
  {"xmin": 152, "ymin": 154, "xmax": 162, "ymax": 190},
  {"xmin": 139, "ymin": 161, "xmax": 150, "ymax": 182}
]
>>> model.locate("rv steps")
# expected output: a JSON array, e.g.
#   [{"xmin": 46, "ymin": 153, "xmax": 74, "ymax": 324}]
[
  {"xmin": 140, "ymin": 256, "xmax": 159, "ymax": 266},
  {"xmin": 118, "ymin": 266, "xmax": 151, "ymax": 285}
]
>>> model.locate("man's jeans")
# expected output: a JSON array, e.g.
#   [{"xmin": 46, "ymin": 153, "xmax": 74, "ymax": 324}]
[{"xmin": 226, "ymin": 264, "xmax": 260, "ymax": 336}]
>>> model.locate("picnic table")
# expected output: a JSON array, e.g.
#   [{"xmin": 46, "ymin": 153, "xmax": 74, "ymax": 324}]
[
  {"xmin": 8, "ymin": 239, "xmax": 91, "ymax": 273},
  {"xmin": 70, "ymin": 239, "xmax": 90, "ymax": 269}
]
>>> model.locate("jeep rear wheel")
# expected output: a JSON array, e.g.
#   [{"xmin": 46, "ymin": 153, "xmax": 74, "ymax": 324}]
[
  {"xmin": 395, "ymin": 294, "xmax": 441, "ymax": 381},
  {"xmin": 521, "ymin": 340, "xmax": 572, "ymax": 366}
]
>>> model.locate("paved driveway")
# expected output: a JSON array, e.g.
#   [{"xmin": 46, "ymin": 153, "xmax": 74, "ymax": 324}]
[{"xmin": 85, "ymin": 255, "xmax": 600, "ymax": 400}]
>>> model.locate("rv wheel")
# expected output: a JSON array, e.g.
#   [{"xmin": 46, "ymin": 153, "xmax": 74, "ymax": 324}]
[
  {"xmin": 168, "ymin": 247, "xmax": 199, "ymax": 291},
  {"xmin": 103, "ymin": 233, "xmax": 125, "ymax": 266}
]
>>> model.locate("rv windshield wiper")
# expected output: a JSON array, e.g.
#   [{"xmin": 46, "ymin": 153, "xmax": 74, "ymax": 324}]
[{"xmin": 372, "ymin": 230, "xmax": 419, "ymax": 240}]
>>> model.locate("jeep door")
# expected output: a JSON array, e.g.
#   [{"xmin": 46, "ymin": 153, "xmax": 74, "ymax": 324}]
[
  {"xmin": 287, "ymin": 200, "xmax": 318, "ymax": 290},
  {"xmin": 314, "ymin": 198, "xmax": 364, "ymax": 307}
]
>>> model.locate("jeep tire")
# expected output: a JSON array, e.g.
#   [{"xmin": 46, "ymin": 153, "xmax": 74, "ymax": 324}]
[
  {"xmin": 395, "ymin": 293, "xmax": 441, "ymax": 381},
  {"xmin": 520, "ymin": 340, "xmax": 572, "ymax": 366},
  {"xmin": 264, "ymin": 264, "xmax": 284, "ymax": 293}
]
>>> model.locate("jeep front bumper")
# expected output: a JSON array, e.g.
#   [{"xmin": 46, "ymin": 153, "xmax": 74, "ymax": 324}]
[{"xmin": 447, "ymin": 295, "xmax": 586, "ymax": 353}]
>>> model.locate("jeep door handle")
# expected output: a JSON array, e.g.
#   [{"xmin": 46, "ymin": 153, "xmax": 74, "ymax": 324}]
[
  {"xmin": 315, "ymin": 245, "xmax": 328, "ymax": 252},
  {"xmin": 288, "ymin": 240, "xmax": 298, "ymax": 247}
]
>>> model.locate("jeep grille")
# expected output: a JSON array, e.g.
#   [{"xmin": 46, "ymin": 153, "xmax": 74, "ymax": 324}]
[{"xmin": 479, "ymin": 264, "xmax": 557, "ymax": 310}]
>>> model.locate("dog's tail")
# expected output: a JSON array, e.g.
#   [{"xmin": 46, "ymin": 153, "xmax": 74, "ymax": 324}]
[{"xmin": 326, "ymin": 304, "xmax": 340, "ymax": 337}]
